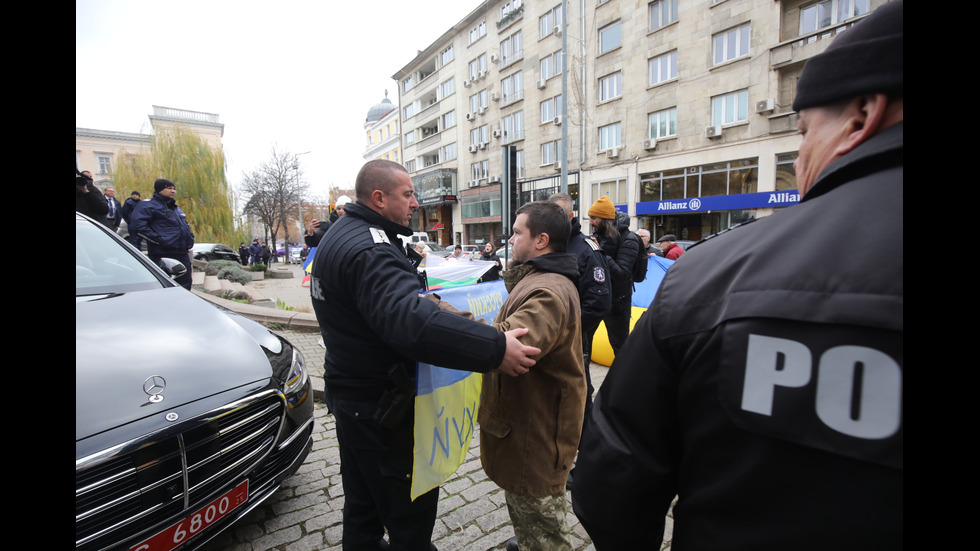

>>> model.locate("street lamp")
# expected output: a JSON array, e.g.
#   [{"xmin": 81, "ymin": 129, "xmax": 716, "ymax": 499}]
[{"xmin": 293, "ymin": 151, "xmax": 311, "ymax": 241}]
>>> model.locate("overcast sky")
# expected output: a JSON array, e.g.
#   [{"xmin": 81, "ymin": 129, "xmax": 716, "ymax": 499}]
[{"xmin": 76, "ymin": 0, "xmax": 480, "ymax": 201}]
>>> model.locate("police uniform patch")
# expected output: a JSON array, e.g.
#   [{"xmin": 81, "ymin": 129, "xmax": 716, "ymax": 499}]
[
  {"xmin": 369, "ymin": 227, "xmax": 390, "ymax": 245},
  {"xmin": 593, "ymin": 266, "xmax": 606, "ymax": 283}
]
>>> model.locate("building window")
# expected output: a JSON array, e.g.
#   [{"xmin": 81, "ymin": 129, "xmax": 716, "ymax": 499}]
[
  {"xmin": 649, "ymin": 108, "xmax": 677, "ymax": 139},
  {"xmin": 402, "ymin": 75, "xmax": 414, "ymax": 93},
  {"xmin": 649, "ymin": 0, "xmax": 678, "ymax": 31},
  {"xmin": 501, "ymin": 71, "xmax": 524, "ymax": 105},
  {"xmin": 711, "ymin": 90, "xmax": 748, "ymax": 126},
  {"xmin": 440, "ymin": 78, "xmax": 455, "ymax": 100},
  {"xmin": 713, "ymin": 23, "xmax": 750, "ymax": 65},
  {"xmin": 462, "ymin": 189, "xmax": 502, "ymax": 219},
  {"xmin": 539, "ymin": 4, "xmax": 563, "ymax": 39},
  {"xmin": 598, "ymin": 122, "xmax": 622, "ymax": 151},
  {"xmin": 540, "ymin": 50, "xmax": 563, "ymax": 80},
  {"xmin": 500, "ymin": 0, "xmax": 523, "ymax": 19},
  {"xmin": 502, "ymin": 110, "xmax": 525, "ymax": 144},
  {"xmin": 640, "ymin": 158, "xmax": 759, "ymax": 202},
  {"xmin": 500, "ymin": 29, "xmax": 523, "ymax": 67},
  {"xmin": 406, "ymin": 159, "xmax": 417, "ymax": 172},
  {"xmin": 471, "ymin": 160, "xmax": 490, "ymax": 181},
  {"xmin": 442, "ymin": 110, "xmax": 457, "ymax": 130},
  {"xmin": 405, "ymin": 129, "xmax": 415, "ymax": 146},
  {"xmin": 800, "ymin": 0, "xmax": 868, "ymax": 37},
  {"xmin": 540, "ymin": 94, "xmax": 562, "ymax": 124},
  {"xmin": 541, "ymin": 139, "xmax": 563, "ymax": 165},
  {"xmin": 404, "ymin": 99, "xmax": 421, "ymax": 119},
  {"xmin": 471, "ymin": 124, "xmax": 490, "ymax": 147},
  {"xmin": 592, "ymin": 178, "xmax": 628, "ymax": 205},
  {"xmin": 97, "ymin": 154, "xmax": 113, "ymax": 175},
  {"xmin": 775, "ymin": 152, "xmax": 798, "ymax": 191},
  {"xmin": 599, "ymin": 72, "xmax": 622, "ymax": 102},
  {"xmin": 468, "ymin": 54, "xmax": 488, "ymax": 81},
  {"xmin": 599, "ymin": 21, "xmax": 622, "ymax": 54},
  {"xmin": 443, "ymin": 142, "xmax": 457, "ymax": 162},
  {"xmin": 440, "ymin": 45, "xmax": 454, "ymax": 66},
  {"xmin": 516, "ymin": 149, "xmax": 525, "ymax": 178},
  {"xmin": 469, "ymin": 20, "xmax": 487, "ymax": 44},
  {"xmin": 649, "ymin": 51, "xmax": 677, "ymax": 86},
  {"xmin": 469, "ymin": 90, "xmax": 489, "ymax": 114}
]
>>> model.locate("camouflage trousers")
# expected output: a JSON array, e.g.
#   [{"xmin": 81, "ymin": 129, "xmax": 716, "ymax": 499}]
[{"xmin": 504, "ymin": 490, "xmax": 573, "ymax": 551}]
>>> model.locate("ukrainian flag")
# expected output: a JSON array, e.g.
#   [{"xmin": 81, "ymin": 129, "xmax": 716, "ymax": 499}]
[{"xmin": 411, "ymin": 280, "xmax": 507, "ymax": 500}]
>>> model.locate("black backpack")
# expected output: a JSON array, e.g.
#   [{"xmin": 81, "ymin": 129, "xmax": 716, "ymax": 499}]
[{"xmin": 626, "ymin": 232, "xmax": 648, "ymax": 283}]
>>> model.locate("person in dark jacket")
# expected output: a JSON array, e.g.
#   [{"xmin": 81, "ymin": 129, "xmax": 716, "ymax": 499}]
[
  {"xmin": 260, "ymin": 242, "xmax": 272, "ymax": 265},
  {"xmin": 572, "ymin": 3, "xmax": 903, "ymax": 549},
  {"xmin": 129, "ymin": 178, "xmax": 195, "ymax": 290},
  {"xmin": 309, "ymin": 159, "xmax": 540, "ymax": 551},
  {"xmin": 102, "ymin": 186, "xmax": 122, "ymax": 231},
  {"xmin": 120, "ymin": 191, "xmax": 143, "ymax": 248},
  {"xmin": 587, "ymin": 196, "xmax": 639, "ymax": 356},
  {"xmin": 238, "ymin": 243, "xmax": 249, "ymax": 265},
  {"xmin": 75, "ymin": 169, "xmax": 109, "ymax": 220},
  {"xmin": 479, "ymin": 242, "xmax": 502, "ymax": 281},
  {"xmin": 247, "ymin": 239, "xmax": 261, "ymax": 265},
  {"xmin": 549, "ymin": 193, "xmax": 611, "ymax": 416}
]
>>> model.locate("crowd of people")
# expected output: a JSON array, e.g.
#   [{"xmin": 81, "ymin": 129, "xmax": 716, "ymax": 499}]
[{"xmin": 306, "ymin": 3, "xmax": 903, "ymax": 550}]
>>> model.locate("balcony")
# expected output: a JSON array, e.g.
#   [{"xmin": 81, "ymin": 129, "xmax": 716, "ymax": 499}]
[{"xmin": 769, "ymin": 16, "xmax": 867, "ymax": 69}]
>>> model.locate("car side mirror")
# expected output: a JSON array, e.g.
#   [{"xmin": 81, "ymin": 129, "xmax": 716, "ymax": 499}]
[{"xmin": 159, "ymin": 257, "xmax": 188, "ymax": 279}]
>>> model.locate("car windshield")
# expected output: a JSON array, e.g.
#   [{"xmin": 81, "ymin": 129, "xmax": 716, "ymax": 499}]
[
  {"xmin": 192, "ymin": 243, "xmax": 212, "ymax": 252},
  {"xmin": 76, "ymin": 218, "xmax": 168, "ymax": 296}
]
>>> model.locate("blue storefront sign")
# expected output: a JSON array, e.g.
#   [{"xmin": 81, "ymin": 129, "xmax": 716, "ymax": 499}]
[{"xmin": 636, "ymin": 190, "xmax": 800, "ymax": 215}]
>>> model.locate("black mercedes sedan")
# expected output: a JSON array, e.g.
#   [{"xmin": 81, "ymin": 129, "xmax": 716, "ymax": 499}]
[
  {"xmin": 191, "ymin": 242, "xmax": 241, "ymax": 263},
  {"xmin": 75, "ymin": 213, "xmax": 314, "ymax": 551}
]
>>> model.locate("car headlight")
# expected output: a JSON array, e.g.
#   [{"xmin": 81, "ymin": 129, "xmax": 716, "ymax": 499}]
[
  {"xmin": 283, "ymin": 346, "xmax": 309, "ymax": 397},
  {"xmin": 266, "ymin": 337, "xmax": 310, "ymax": 408}
]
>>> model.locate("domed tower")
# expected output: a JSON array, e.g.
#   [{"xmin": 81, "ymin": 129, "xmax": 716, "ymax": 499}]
[{"xmin": 363, "ymin": 91, "xmax": 401, "ymax": 166}]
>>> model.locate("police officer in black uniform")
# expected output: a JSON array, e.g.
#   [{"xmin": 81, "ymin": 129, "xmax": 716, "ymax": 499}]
[
  {"xmin": 548, "ymin": 193, "xmax": 611, "ymax": 418},
  {"xmin": 310, "ymin": 159, "xmax": 540, "ymax": 551},
  {"xmin": 571, "ymin": 3, "xmax": 903, "ymax": 549}
]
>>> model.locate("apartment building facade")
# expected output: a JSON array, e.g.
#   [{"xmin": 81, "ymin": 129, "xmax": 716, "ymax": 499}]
[{"xmin": 393, "ymin": 0, "xmax": 887, "ymax": 246}]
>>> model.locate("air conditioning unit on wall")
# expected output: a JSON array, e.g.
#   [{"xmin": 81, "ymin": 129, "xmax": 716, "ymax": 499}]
[
  {"xmin": 643, "ymin": 139, "xmax": 657, "ymax": 150},
  {"xmin": 705, "ymin": 125, "xmax": 723, "ymax": 139},
  {"xmin": 606, "ymin": 146, "xmax": 621, "ymax": 159},
  {"xmin": 755, "ymin": 99, "xmax": 775, "ymax": 114}
]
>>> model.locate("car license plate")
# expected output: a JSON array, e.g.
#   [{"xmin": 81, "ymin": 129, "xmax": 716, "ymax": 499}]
[{"xmin": 129, "ymin": 480, "xmax": 248, "ymax": 551}]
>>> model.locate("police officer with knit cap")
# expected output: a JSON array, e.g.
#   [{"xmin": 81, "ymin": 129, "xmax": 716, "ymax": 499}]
[
  {"xmin": 587, "ymin": 195, "xmax": 640, "ymax": 357},
  {"xmin": 573, "ymin": 2, "xmax": 903, "ymax": 549},
  {"xmin": 130, "ymin": 178, "xmax": 195, "ymax": 289}
]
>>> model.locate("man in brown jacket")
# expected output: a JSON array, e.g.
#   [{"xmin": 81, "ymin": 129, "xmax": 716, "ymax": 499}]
[{"xmin": 480, "ymin": 201, "xmax": 587, "ymax": 551}]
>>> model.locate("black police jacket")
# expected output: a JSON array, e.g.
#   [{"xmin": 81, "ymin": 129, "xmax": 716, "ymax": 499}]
[
  {"xmin": 310, "ymin": 202, "xmax": 506, "ymax": 391},
  {"xmin": 572, "ymin": 122, "xmax": 904, "ymax": 550},
  {"xmin": 567, "ymin": 217, "xmax": 611, "ymax": 323}
]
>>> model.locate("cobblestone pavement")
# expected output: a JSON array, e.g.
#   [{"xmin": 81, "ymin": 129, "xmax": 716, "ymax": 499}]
[{"xmin": 197, "ymin": 263, "xmax": 673, "ymax": 551}]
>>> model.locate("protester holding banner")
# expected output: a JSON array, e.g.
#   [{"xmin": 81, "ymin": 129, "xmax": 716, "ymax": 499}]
[
  {"xmin": 479, "ymin": 201, "xmax": 587, "ymax": 551},
  {"xmin": 309, "ymin": 159, "xmax": 541, "ymax": 551}
]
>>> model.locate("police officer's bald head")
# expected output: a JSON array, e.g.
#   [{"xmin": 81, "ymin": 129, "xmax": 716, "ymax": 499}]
[{"xmin": 355, "ymin": 160, "xmax": 409, "ymax": 203}]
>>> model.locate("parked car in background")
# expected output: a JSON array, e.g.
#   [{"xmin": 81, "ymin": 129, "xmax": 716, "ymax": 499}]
[
  {"xmin": 676, "ymin": 240, "xmax": 696, "ymax": 251},
  {"xmin": 191, "ymin": 243, "xmax": 240, "ymax": 263},
  {"xmin": 76, "ymin": 213, "xmax": 314, "ymax": 551},
  {"xmin": 421, "ymin": 242, "xmax": 451, "ymax": 257}
]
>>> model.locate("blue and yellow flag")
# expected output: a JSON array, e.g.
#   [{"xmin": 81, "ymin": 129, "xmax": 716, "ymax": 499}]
[{"xmin": 411, "ymin": 279, "xmax": 507, "ymax": 500}]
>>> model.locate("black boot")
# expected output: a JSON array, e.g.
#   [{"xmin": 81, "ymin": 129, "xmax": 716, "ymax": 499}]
[{"xmin": 505, "ymin": 537, "xmax": 520, "ymax": 551}]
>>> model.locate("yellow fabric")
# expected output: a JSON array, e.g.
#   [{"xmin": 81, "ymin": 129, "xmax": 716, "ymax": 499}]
[{"xmin": 590, "ymin": 306, "xmax": 647, "ymax": 367}]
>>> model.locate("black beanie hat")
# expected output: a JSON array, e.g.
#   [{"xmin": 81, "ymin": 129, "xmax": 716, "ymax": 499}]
[
  {"xmin": 154, "ymin": 178, "xmax": 175, "ymax": 193},
  {"xmin": 792, "ymin": 0, "xmax": 903, "ymax": 112}
]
